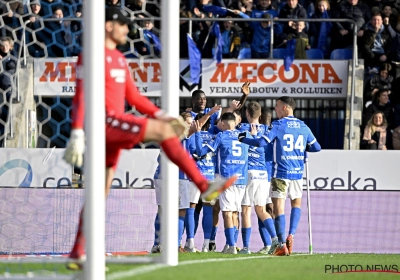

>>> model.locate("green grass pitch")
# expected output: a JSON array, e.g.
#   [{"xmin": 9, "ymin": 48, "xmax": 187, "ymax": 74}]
[{"xmin": 1, "ymin": 253, "xmax": 399, "ymax": 280}]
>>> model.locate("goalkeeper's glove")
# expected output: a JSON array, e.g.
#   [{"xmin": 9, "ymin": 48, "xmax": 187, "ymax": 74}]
[
  {"xmin": 238, "ymin": 132, "xmax": 246, "ymax": 142},
  {"xmin": 63, "ymin": 129, "xmax": 85, "ymax": 167}
]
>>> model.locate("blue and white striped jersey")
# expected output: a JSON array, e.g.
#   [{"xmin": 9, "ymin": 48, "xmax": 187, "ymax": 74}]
[
  {"xmin": 263, "ymin": 116, "xmax": 317, "ymax": 180},
  {"xmin": 237, "ymin": 123, "xmax": 267, "ymax": 171},
  {"xmin": 187, "ymin": 131, "xmax": 216, "ymax": 181},
  {"xmin": 195, "ymin": 130, "xmax": 249, "ymax": 185}
]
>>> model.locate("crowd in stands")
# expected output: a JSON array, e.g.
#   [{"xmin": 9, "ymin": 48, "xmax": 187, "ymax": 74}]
[{"xmin": 0, "ymin": 0, "xmax": 400, "ymax": 149}]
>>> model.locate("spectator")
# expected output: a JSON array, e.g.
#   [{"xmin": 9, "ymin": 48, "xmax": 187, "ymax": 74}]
[
  {"xmin": 309, "ymin": 0, "xmax": 332, "ymax": 56},
  {"xmin": 280, "ymin": 21, "xmax": 310, "ymax": 58},
  {"xmin": 358, "ymin": 12, "xmax": 396, "ymax": 71},
  {"xmin": 40, "ymin": 0, "xmax": 60, "ymax": 18},
  {"xmin": 278, "ymin": 0, "xmax": 307, "ymax": 34},
  {"xmin": 363, "ymin": 89, "xmax": 394, "ymax": 129},
  {"xmin": 136, "ymin": 19, "xmax": 160, "ymax": 57},
  {"xmin": 0, "ymin": 37, "xmax": 16, "ymax": 147},
  {"xmin": 361, "ymin": 111, "xmax": 391, "ymax": 150},
  {"xmin": 331, "ymin": 0, "xmax": 370, "ymax": 49},
  {"xmin": 382, "ymin": 4, "xmax": 397, "ymax": 30},
  {"xmin": 0, "ymin": 0, "xmax": 24, "ymax": 40},
  {"xmin": 221, "ymin": 17, "xmax": 241, "ymax": 58},
  {"xmin": 237, "ymin": 12, "xmax": 283, "ymax": 58},
  {"xmin": 43, "ymin": 6, "xmax": 75, "ymax": 57},
  {"xmin": 364, "ymin": 63, "xmax": 393, "ymax": 107},
  {"xmin": 250, "ymin": 0, "xmax": 278, "ymax": 18},
  {"xmin": 24, "ymin": 0, "xmax": 48, "ymax": 57},
  {"xmin": 392, "ymin": 125, "xmax": 400, "ymax": 149}
]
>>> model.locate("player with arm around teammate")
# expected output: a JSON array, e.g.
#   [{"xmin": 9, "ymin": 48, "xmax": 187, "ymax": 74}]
[
  {"xmin": 194, "ymin": 112, "xmax": 249, "ymax": 254},
  {"xmin": 238, "ymin": 96, "xmax": 321, "ymax": 256},
  {"xmin": 237, "ymin": 102, "xmax": 278, "ymax": 255}
]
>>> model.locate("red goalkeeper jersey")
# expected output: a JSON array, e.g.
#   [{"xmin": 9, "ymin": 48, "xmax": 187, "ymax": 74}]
[{"xmin": 71, "ymin": 48, "xmax": 161, "ymax": 129}]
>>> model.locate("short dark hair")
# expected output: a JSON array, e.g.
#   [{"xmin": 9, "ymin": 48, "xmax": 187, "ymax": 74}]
[
  {"xmin": 261, "ymin": 107, "xmax": 272, "ymax": 116},
  {"xmin": 278, "ymin": 96, "xmax": 296, "ymax": 110},
  {"xmin": 220, "ymin": 112, "xmax": 236, "ymax": 122},
  {"xmin": 246, "ymin": 101, "xmax": 261, "ymax": 118},
  {"xmin": 191, "ymin": 89, "xmax": 205, "ymax": 99}
]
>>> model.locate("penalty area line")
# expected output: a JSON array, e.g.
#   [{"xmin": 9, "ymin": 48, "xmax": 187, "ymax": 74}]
[{"xmin": 107, "ymin": 254, "xmax": 309, "ymax": 280}]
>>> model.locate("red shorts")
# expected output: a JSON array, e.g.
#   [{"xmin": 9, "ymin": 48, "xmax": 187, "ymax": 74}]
[{"xmin": 105, "ymin": 114, "xmax": 148, "ymax": 169}]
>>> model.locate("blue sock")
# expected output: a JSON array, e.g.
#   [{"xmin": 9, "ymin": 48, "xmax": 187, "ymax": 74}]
[
  {"xmin": 234, "ymin": 226, "xmax": 239, "ymax": 244},
  {"xmin": 274, "ymin": 214, "xmax": 286, "ymax": 243},
  {"xmin": 263, "ymin": 218, "xmax": 277, "ymax": 239},
  {"xmin": 289, "ymin": 207, "xmax": 301, "ymax": 235},
  {"xmin": 185, "ymin": 208, "xmax": 195, "ymax": 239},
  {"xmin": 154, "ymin": 213, "xmax": 160, "ymax": 246},
  {"xmin": 194, "ymin": 211, "xmax": 200, "ymax": 235},
  {"xmin": 258, "ymin": 218, "xmax": 271, "ymax": 246},
  {"xmin": 178, "ymin": 216, "xmax": 185, "ymax": 247},
  {"xmin": 210, "ymin": 226, "xmax": 218, "ymax": 242},
  {"xmin": 225, "ymin": 228, "xmax": 235, "ymax": 246},
  {"xmin": 241, "ymin": 227, "xmax": 252, "ymax": 248},
  {"xmin": 202, "ymin": 206, "xmax": 213, "ymax": 239}
]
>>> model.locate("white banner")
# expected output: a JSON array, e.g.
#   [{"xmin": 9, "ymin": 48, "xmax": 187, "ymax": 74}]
[
  {"xmin": 112, "ymin": 149, "xmax": 159, "ymax": 189},
  {"xmin": 0, "ymin": 148, "xmax": 72, "ymax": 187},
  {"xmin": 34, "ymin": 58, "xmax": 348, "ymax": 98},
  {"xmin": 0, "ymin": 149, "xmax": 397, "ymax": 190},
  {"xmin": 306, "ymin": 150, "xmax": 400, "ymax": 191}
]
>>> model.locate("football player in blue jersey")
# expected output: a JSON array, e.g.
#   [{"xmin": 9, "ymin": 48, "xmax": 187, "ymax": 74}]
[
  {"xmin": 187, "ymin": 113, "xmax": 216, "ymax": 252},
  {"xmin": 194, "ymin": 112, "xmax": 249, "ymax": 254},
  {"xmin": 152, "ymin": 112, "xmax": 193, "ymax": 253},
  {"xmin": 238, "ymin": 96, "xmax": 321, "ymax": 256},
  {"xmin": 237, "ymin": 102, "xmax": 278, "ymax": 255}
]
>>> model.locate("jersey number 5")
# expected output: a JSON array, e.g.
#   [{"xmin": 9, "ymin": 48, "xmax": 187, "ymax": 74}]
[
  {"xmin": 283, "ymin": 134, "xmax": 304, "ymax": 152},
  {"xmin": 232, "ymin": 140, "xmax": 242, "ymax": 156}
]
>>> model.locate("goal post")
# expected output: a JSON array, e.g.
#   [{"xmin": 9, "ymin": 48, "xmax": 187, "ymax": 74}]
[
  {"xmin": 84, "ymin": 0, "xmax": 105, "ymax": 280},
  {"xmin": 160, "ymin": 0, "xmax": 180, "ymax": 267}
]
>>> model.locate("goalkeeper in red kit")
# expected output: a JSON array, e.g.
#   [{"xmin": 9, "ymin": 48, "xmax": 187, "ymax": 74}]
[{"xmin": 63, "ymin": 7, "xmax": 236, "ymax": 270}]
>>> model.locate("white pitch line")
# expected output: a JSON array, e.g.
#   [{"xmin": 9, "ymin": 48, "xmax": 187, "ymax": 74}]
[{"xmin": 107, "ymin": 254, "xmax": 309, "ymax": 280}]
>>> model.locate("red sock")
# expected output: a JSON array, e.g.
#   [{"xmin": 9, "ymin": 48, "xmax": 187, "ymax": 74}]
[
  {"xmin": 70, "ymin": 208, "xmax": 86, "ymax": 259},
  {"xmin": 161, "ymin": 137, "xmax": 208, "ymax": 192}
]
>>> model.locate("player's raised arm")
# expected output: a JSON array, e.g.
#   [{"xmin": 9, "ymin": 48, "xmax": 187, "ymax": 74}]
[
  {"xmin": 194, "ymin": 120, "xmax": 216, "ymax": 156},
  {"xmin": 221, "ymin": 81, "xmax": 251, "ymax": 114}
]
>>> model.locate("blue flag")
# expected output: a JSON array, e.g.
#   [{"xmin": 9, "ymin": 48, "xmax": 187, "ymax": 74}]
[
  {"xmin": 143, "ymin": 30, "xmax": 162, "ymax": 51},
  {"xmin": 187, "ymin": 34, "xmax": 201, "ymax": 84},
  {"xmin": 211, "ymin": 22, "xmax": 223, "ymax": 64},
  {"xmin": 202, "ymin": 5, "xmax": 228, "ymax": 16},
  {"xmin": 317, "ymin": 10, "xmax": 332, "ymax": 55},
  {"xmin": 284, "ymin": 39, "xmax": 296, "ymax": 72}
]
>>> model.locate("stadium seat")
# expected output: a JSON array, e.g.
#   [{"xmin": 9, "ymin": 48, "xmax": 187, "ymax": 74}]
[
  {"xmin": 330, "ymin": 48, "xmax": 353, "ymax": 60},
  {"xmin": 272, "ymin": 48, "xmax": 286, "ymax": 59},
  {"xmin": 306, "ymin": 49, "xmax": 324, "ymax": 59}
]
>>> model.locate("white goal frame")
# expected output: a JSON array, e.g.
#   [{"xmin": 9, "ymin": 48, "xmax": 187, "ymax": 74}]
[{"xmin": 84, "ymin": 0, "xmax": 180, "ymax": 279}]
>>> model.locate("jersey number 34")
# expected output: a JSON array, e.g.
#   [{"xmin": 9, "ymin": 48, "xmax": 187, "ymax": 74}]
[{"xmin": 283, "ymin": 134, "xmax": 304, "ymax": 152}]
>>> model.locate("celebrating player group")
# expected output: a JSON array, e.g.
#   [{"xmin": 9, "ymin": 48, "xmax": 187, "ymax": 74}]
[
  {"xmin": 63, "ymin": 7, "xmax": 322, "ymax": 269},
  {"xmin": 151, "ymin": 87, "xmax": 321, "ymax": 256}
]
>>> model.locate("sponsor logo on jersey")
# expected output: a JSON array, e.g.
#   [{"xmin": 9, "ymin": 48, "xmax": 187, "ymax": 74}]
[
  {"xmin": 287, "ymin": 121, "xmax": 301, "ymax": 128},
  {"xmin": 110, "ymin": 69, "xmax": 126, "ymax": 83}
]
